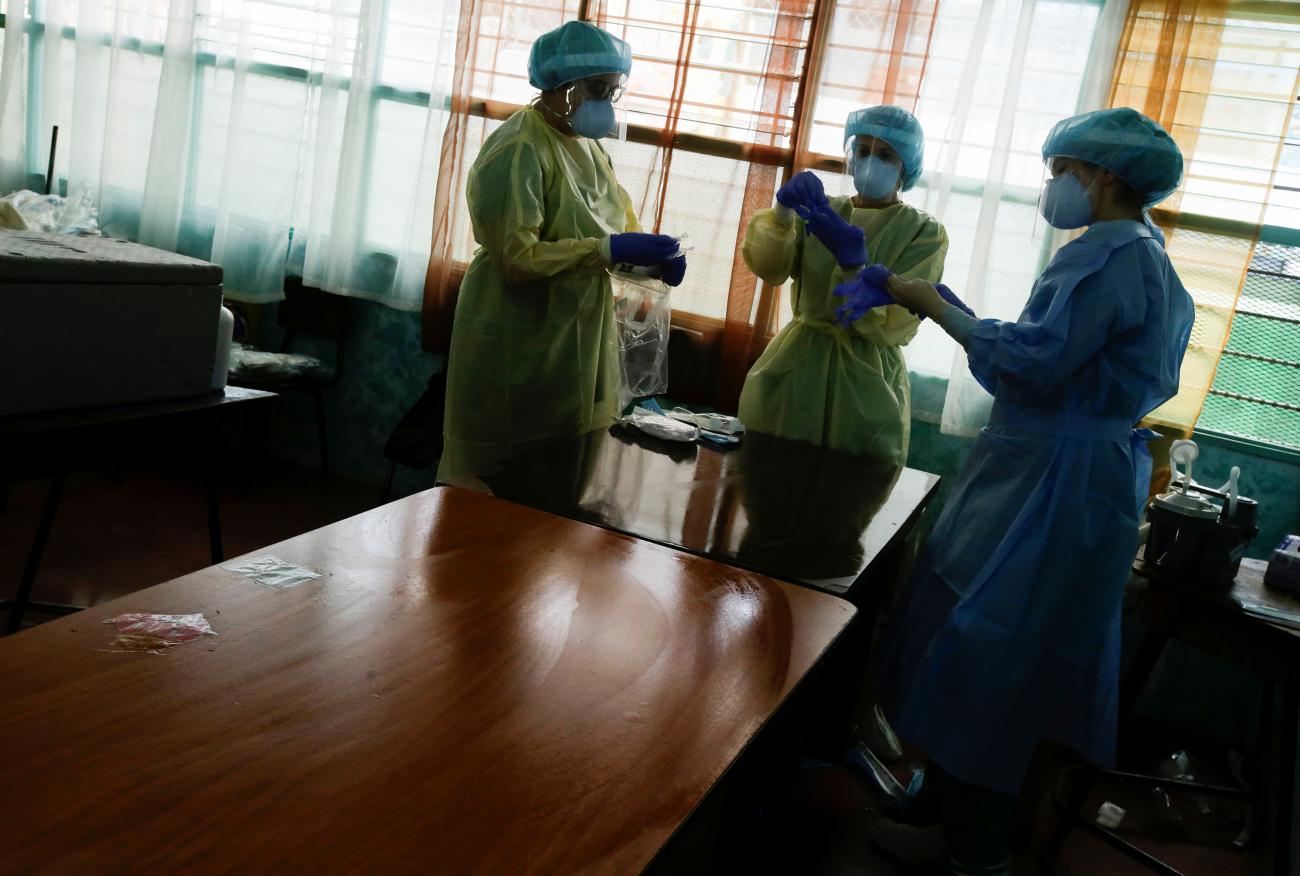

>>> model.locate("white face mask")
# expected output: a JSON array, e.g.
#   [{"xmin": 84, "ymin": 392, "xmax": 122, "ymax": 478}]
[{"xmin": 853, "ymin": 155, "xmax": 902, "ymax": 201}]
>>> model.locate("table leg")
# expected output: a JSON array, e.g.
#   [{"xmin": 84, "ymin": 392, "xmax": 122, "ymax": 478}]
[
  {"xmin": 1276, "ymin": 681, "xmax": 1297, "ymax": 876},
  {"xmin": 204, "ymin": 431, "xmax": 224, "ymax": 565},
  {"xmin": 1120, "ymin": 628, "xmax": 1169, "ymax": 721},
  {"xmin": 5, "ymin": 473, "xmax": 66, "ymax": 635}
]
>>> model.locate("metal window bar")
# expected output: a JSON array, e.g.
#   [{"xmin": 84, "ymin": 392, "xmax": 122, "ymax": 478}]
[{"xmin": 1201, "ymin": 237, "xmax": 1300, "ymax": 450}]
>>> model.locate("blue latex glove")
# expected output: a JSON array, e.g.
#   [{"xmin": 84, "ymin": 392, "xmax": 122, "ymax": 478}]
[
  {"xmin": 610, "ymin": 232, "xmax": 680, "ymax": 267},
  {"xmin": 833, "ymin": 264, "xmax": 894, "ymax": 327},
  {"xmin": 797, "ymin": 201, "xmax": 867, "ymax": 268},
  {"xmin": 776, "ymin": 170, "xmax": 827, "ymax": 212},
  {"xmin": 653, "ymin": 255, "xmax": 687, "ymax": 287},
  {"xmin": 936, "ymin": 283, "xmax": 975, "ymax": 317}
]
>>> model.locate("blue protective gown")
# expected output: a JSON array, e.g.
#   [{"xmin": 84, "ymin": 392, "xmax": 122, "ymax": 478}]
[{"xmin": 874, "ymin": 220, "xmax": 1194, "ymax": 794}]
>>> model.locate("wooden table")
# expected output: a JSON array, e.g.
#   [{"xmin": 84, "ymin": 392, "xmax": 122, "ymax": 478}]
[
  {"xmin": 477, "ymin": 426, "xmax": 941, "ymax": 601},
  {"xmin": 0, "ymin": 387, "xmax": 276, "ymax": 632},
  {"xmin": 0, "ymin": 486, "xmax": 855, "ymax": 874}
]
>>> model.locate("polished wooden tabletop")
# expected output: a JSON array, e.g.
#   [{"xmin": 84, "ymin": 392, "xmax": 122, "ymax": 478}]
[
  {"xmin": 477, "ymin": 426, "xmax": 941, "ymax": 596},
  {"xmin": 0, "ymin": 486, "xmax": 855, "ymax": 874}
]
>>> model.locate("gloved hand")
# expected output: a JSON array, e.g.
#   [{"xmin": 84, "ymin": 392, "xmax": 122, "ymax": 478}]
[
  {"xmin": 833, "ymin": 264, "xmax": 894, "ymax": 327},
  {"xmin": 652, "ymin": 255, "xmax": 687, "ymax": 287},
  {"xmin": 610, "ymin": 233, "xmax": 680, "ymax": 267},
  {"xmin": 776, "ymin": 170, "xmax": 827, "ymax": 212},
  {"xmin": 797, "ymin": 201, "xmax": 867, "ymax": 268},
  {"xmin": 936, "ymin": 283, "xmax": 975, "ymax": 317}
]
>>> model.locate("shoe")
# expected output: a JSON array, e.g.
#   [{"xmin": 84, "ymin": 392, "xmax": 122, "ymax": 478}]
[{"xmin": 869, "ymin": 818, "xmax": 947, "ymax": 873}]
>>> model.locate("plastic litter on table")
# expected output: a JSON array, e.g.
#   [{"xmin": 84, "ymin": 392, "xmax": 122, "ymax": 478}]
[
  {"xmin": 102, "ymin": 612, "xmax": 216, "ymax": 653},
  {"xmin": 225, "ymin": 555, "xmax": 322, "ymax": 589}
]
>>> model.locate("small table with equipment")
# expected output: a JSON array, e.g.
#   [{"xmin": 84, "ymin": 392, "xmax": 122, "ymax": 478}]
[{"xmin": 1053, "ymin": 555, "xmax": 1298, "ymax": 876}]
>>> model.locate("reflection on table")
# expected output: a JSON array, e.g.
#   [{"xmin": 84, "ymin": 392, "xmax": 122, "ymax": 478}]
[{"xmin": 479, "ymin": 425, "xmax": 942, "ymax": 598}]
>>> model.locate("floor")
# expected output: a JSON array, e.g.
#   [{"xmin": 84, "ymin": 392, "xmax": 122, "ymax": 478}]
[{"xmin": 0, "ymin": 463, "xmax": 1275, "ymax": 874}]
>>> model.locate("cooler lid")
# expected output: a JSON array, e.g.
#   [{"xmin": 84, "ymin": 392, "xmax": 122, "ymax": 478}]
[{"xmin": 0, "ymin": 230, "xmax": 222, "ymax": 285}]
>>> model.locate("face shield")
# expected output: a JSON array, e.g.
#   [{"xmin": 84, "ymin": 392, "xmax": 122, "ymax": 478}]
[
  {"xmin": 843, "ymin": 135, "xmax": 905, "ymax": 206},
  {"xmin": 543, "ymin": 73, "xmax": 629, "ymax": 142}
]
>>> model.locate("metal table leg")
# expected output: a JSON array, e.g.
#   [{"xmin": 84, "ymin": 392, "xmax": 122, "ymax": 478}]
[
  {"xmin": 4, "ymin": 473, "xmax": 66, "ymax": 634},
  {"xmin": 1276, "ymin": 681, "xmax": 1297, "ymax": 876}
]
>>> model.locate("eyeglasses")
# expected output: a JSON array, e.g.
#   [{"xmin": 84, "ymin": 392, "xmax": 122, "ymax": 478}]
[{"xmin": 573, "ymin": 78, "xmax": 626, "ymax": 103}]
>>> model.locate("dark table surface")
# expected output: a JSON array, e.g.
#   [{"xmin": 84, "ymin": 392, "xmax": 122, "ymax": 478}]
[
  {"xmin": 0, "ymin": 386, "xmax": 274, "ymax": 436},
  {"xmin": 475, "ymin": 426, "xmax": 942, "ymax": 598}
]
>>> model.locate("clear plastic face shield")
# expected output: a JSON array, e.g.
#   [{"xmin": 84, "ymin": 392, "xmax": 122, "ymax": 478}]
[
  {"xmin": 536, "ymin": 73, "xmax": 629, "ymax": 142},
  {"xmin": 843, "ymin": 135, "xmax": 905, "ymax": 206}
]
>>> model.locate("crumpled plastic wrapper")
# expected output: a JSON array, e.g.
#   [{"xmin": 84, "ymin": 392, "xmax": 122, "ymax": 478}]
[
  {"xmin": 102, "ymin": 612, "xmax": 216, "ymax": 653},
  {"xmin": 225, "ymin": 555, "xmax": 322, "ymax": 589}
]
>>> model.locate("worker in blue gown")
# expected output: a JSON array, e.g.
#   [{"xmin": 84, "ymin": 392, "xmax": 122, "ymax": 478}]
[{"xmin": 832, "ymin": 107, "xmax": 1194, "ymax": 874}]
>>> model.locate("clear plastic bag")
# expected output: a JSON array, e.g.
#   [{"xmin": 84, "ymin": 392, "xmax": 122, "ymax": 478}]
[
  {"xmin": 611, "ymin": 271, "xmax": 671, "ymax": 413},
  {"xmin": 0, "ymin": 184, "xmax": 100, "ymax": 235}
]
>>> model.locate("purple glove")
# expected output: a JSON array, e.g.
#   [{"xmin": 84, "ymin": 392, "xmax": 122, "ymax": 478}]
[
  {"xmin": 936, "ymin": 283, "xmax": 975, "ymax": 317},
  {"xmin": 610, "ymin": 232, "xmax": 680, "ymax": 267},
  {"xmin": 776, "ymin": 170, "xmax": 827, "ymax": 212},
  {"xmin": 833, "ymin": 264, "xmax": 894, "ymax": 327},
  {"xmin": 797, "ymin": 201, "xmax": 867, "ymax": 268},
  {"xmin": 653, "ymin": 255, "xmax": 687, "ymax": 287}
]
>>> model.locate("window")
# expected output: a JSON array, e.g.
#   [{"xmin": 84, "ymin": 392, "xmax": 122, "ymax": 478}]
[
  {"xmin": 1197, "ymin": 237, "xmax": 1300, "ymax": 450},
  {"xmin": 0, "ymin": 0, "xmax": 455, "ymax": 307}
]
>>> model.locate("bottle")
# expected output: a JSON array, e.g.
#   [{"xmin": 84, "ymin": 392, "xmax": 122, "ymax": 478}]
[{"xmin": 211, "ymin": 305, "xmax": 235, "ymax": 390}]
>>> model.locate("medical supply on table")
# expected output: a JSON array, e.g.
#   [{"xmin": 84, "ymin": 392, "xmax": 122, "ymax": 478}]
[
  {"xmin": 666, "ymin": 407, "xmax": 745, "ymax": 436},
  {"xmin": 620, "ymin": 405, "xmax": 699, "ymax": 442},
  {"xmin": 1263, "ymin": 535, "xmax": 1300, "ymax": 595},
  {"xmin": 1145, "ymin": 440, "xmax": 1259, "ymax": 591},
  {"xmin": 664, "ymin": 407, "xmax": 744, "ymax": 445}
]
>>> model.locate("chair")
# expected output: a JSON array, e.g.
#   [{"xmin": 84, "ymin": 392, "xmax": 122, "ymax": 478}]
[
  {"xmin": 380, "ymin": 370, "xmax": 446, "ymax": 502},
  {"xmin": 227, "ymin": 279, "xmax": 349, "ymax": 478}
]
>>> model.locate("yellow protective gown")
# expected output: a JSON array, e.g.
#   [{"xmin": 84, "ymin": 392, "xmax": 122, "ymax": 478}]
[
  {"xmin": 737, "ymin": 198, "xmax": 947, "ymax": 465},
  {"xmin": 438, "ymin": 106, "xmax": 639, "ymax": 486}
]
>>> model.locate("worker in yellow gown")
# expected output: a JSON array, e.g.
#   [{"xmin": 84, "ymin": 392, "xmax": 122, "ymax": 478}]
[
  {"xmin": 438, "ymin": 21, "xmax": 686, "ymax": 486},
  {"xmin": 738, "ymin": 105, "xmax": 947, "ymax": 466}
]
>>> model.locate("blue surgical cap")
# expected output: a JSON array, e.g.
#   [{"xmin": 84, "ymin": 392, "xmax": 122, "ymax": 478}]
[
  {"xmin": 528, "ymin": 21, "xmax": 633, "ymax": 92},
  {"xmin": 1042, "ymin": 108, "xmax": 1183, "ymax": 206},
  {"xmin": 844, "ymin": 105, "xmax": 925, "ymax": 191}
]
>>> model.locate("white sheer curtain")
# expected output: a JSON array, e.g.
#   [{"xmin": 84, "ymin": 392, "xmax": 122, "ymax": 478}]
[
  {"xmin": 0, "ymin": 0, "xmax": 455, "ymax": 309},
  {"xmin": 901, "ymin": 0, "xmax": 1129, "ymax": 435}
]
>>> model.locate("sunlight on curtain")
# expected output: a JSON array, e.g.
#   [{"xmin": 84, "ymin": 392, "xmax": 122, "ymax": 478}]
[
  {"xmin": 0, "ymin": 0, "xmax": 455, "ymax": 309},
  {"xmin": 902, "ymin": 0, "xmax": 1127, "ymax": 435}
]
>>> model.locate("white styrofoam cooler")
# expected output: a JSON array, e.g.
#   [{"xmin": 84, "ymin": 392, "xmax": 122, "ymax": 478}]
[{"xmin": 0, "ymin": 230, "xmax": 224, "ymax": 415}]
